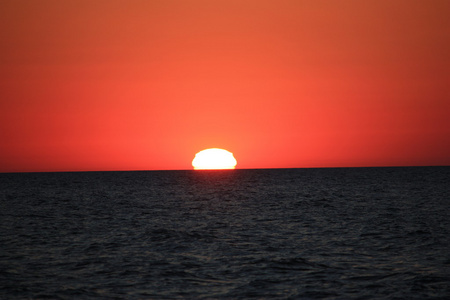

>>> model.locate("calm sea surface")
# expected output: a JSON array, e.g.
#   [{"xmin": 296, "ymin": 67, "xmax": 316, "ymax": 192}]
[{"xmin": 1, "ymin": 167, "xmax": 449, "ymax": 299}]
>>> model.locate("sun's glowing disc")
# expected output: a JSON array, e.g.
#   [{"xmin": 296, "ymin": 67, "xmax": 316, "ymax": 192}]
[{"xmin": 192, "ymin": 148, "xmax": 237, "ymax": 170}]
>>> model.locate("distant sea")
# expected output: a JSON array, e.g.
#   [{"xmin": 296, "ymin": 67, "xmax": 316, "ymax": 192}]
[{"xmin": 1, "ymin": 167, "xmax": 449, "ymax": 299}]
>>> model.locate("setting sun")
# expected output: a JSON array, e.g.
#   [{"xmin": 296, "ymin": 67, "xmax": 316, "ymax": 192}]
[{"xmin": 192, "ymin": 148, "xmax": 237, "ymax": 170}]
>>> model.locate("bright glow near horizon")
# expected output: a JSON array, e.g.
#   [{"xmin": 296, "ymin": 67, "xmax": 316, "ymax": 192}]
[{"xmin": 192, "ymin": 148, "xmax": 237, "ymax": 170}]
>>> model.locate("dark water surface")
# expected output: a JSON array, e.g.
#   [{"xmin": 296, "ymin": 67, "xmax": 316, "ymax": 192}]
[{"xmin": 1, "ymin": 167, "xmax": 449, "ymax": 299}]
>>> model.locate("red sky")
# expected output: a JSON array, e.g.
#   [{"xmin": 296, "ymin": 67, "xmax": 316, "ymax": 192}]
[{"xmin": 1, "ymin": 0, "xmax": 449, "ymax": 172}]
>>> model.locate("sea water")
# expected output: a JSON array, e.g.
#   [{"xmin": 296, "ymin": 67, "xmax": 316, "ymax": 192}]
[{"xmin": 1, "ymin": 167, "xmax": 449, "ymax": 299}]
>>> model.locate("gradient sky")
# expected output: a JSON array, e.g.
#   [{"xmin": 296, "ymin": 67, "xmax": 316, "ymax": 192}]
[{"xmin": 1, "ymin": 0, "xmax": 449, "ymax": 172}]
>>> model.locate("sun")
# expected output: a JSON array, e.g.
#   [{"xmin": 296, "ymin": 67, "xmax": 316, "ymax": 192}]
[{"xmin": 192, "ymin": 148, "xmax": 237, "ymax": 170}]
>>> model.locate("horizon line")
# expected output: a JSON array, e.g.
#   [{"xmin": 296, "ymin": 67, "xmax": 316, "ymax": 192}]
[{"xmin": 1, "ymin": 164, "xmax": 449, "ymax": 174}]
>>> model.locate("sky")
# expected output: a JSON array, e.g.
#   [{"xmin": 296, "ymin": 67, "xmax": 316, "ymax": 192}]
[{"xmin": 1, "ymin": 0, "xmax": 449, "ymax": 172}]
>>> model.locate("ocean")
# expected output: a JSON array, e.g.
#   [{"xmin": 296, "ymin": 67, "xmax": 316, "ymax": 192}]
[{"xmin": 1, "ymin": 167, "xmax": 449, "ymax": 299}]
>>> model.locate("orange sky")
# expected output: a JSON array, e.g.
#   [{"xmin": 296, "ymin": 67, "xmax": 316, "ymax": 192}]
[{"xmin": 1, "ymin": 0, "xmax": 449, "ymax": 172}]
